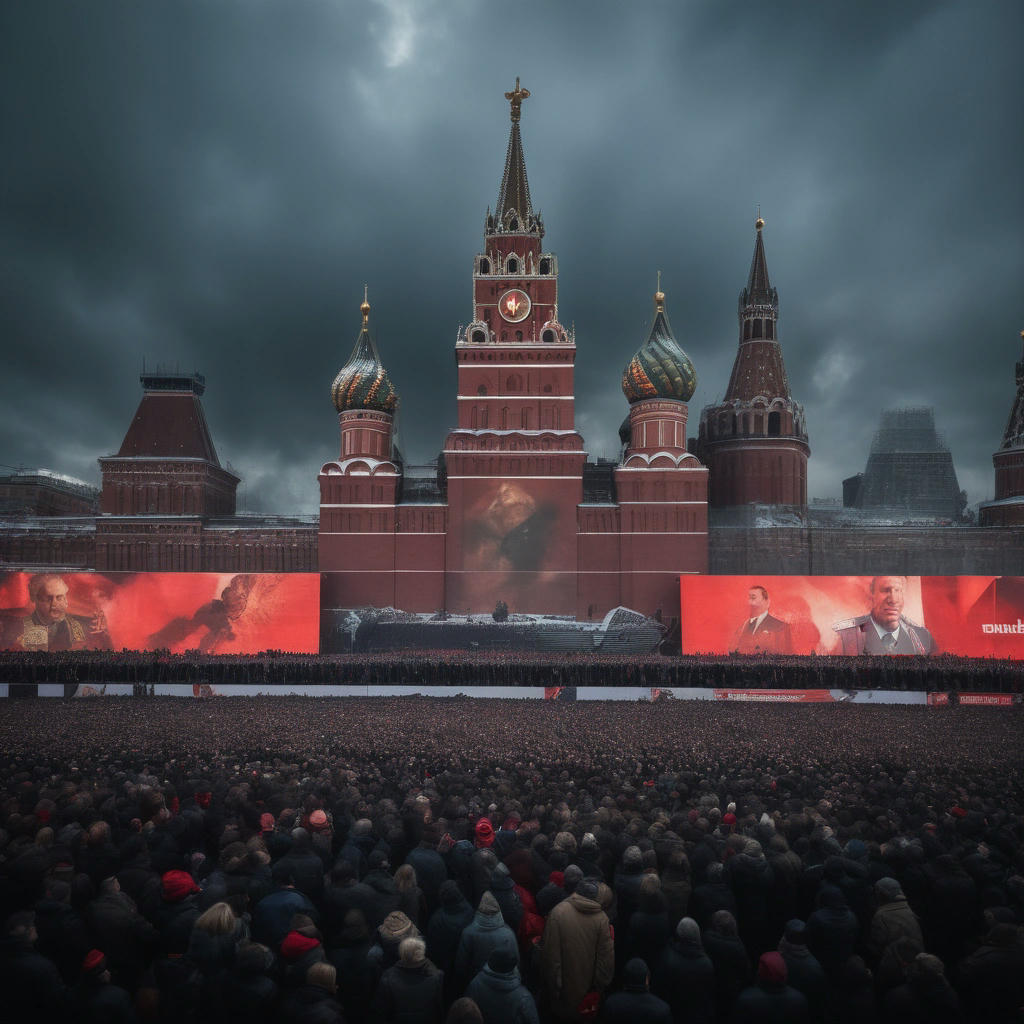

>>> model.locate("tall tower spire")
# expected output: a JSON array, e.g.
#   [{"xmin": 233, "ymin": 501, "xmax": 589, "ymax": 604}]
[
  {"xmin": 697, "ymin": 215, "xmax": 810, "ymax": 510},
  {"xmin": 492, "ymin": 77, "xmax": 540, "ymax": 236}
]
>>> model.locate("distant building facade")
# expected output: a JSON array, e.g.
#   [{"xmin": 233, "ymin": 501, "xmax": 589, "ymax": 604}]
[{"xmin": 843, "ymin": 408, "xmax": 967, "ymax": 521}]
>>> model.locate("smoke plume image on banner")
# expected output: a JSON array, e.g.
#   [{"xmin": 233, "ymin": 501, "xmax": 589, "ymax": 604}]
[
  {"xmin": 679, "ymin": 576, "xmax": 1024, "ymax": 659},
  {"xmin": 0, "ymin": 572, "xmax": 319, "ymax": 654}
]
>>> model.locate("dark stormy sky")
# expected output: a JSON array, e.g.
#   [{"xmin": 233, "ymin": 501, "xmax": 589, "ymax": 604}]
[{"xmin": 2, "ymin": 1, "xmax": 1021, "ymax": 515}]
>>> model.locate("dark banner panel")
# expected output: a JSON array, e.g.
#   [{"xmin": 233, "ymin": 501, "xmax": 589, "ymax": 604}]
[
  {"xmin": 0, "ymin": 572, "xmax": 319, "ymax": 654},
  {"xmin": 680, "ymin": 575, "xmax": 1024, "ymax": 659}
]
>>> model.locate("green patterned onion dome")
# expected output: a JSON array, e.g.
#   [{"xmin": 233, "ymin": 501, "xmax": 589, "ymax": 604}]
[
  {"xmin": 331, "ymin": 297, "xmax": 398, "ymax": 414},
  {"xmin": 621, "ymin": 291, "xmax": 696, "ymax": 404}
]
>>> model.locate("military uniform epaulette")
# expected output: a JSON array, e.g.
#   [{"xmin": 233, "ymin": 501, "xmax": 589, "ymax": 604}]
[{"xmin": 832, "ymin": 615, "xmax": 867, "ymax": 631}]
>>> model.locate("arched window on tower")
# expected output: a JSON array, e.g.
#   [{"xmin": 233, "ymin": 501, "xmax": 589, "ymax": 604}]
[
  {"xmin": 766, "ymin": 319, "xmax": 774, "ymax": 339},
  {"xmin": 507, "ymin": 256, "xmax": 519, "ymax": 274},
  {"xmin": 471, "ymin": 328, "xmax": 486, "ymax": 344},
  {"xmin": 542, "ymin": 328, "xmax": 555, "ymax": 343},
  {"xmin": 515, "ymin": 330, "xmax": 523, "ymax": 342},
  {"xmin": 752, "ymin": 319, "xmax": 763, "ymax": 339},
  {"xmin": 479, "ymin": 257, "xmax": 490, "ymax": 274},
  {"xmin": 743, "ymin": 320, "xmax": 752, "ymax": 341},
  {"xmin": 539, "ymin": 257, "xmax": 551, "ymax": 274},
  {"xmin": 768, "ymin": 411, "xmax": 781, "ymax": 436}
]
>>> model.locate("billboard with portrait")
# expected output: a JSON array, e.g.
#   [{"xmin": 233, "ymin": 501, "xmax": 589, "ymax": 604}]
[
  {"xmin": 679, "ymin": 575, "xmax": 1024, "ymax": 659},
  {"xmin": 0, "ymin": 572, "xmax": 319, "ymax": 654}
]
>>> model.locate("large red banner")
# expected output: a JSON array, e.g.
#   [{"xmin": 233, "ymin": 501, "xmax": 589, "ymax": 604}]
[
  {"xmin": 681, "ymin": 576, "xmax": 1024, "ymax": 659},
  {"xmin": 0, "ymin": 572, "xmax": 319, "ymax": 654}
]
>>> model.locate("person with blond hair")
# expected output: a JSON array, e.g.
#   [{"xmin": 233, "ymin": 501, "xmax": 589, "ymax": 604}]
[
  {"xmin": 373, "ymin": 936, "xmax": 444, "ymax": 1023},
  {"xmin": 281, "ymin": 961, "xmax": 344, "ymax": 1023}
]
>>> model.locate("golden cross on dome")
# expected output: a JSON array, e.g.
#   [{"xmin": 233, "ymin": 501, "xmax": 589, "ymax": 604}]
[{"xmin": 505, "ymin": 77, "xmax": 530, "ymax": 123}]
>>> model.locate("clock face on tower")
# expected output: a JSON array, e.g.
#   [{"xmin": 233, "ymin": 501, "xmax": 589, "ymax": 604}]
[{"xmin": 498, "ymin": 288, "xmax": 531, "ymax": 323}]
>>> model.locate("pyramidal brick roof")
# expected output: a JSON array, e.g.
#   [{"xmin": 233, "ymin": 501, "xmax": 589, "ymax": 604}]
[{"xmin": 116, "ymin": 372, "xmax": 221, "ymax": 464}]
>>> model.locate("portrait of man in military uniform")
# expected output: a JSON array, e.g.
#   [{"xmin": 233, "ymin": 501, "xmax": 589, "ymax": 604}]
[
  {"xmin": 833, "ymin": 575, "xmax": 936, "ymax": 655},
  {"xmin": 1, "ymin": 573, "xmax": 112, "ymax": 651}
]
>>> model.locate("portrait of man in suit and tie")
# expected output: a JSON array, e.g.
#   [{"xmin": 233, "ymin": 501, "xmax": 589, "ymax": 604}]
[{"xmin": 732, "ymin": 585, "xmax": 793, "ymax": 655}]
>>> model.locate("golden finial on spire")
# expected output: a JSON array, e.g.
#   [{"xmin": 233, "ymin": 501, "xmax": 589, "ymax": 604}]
[
  {"xmin": 755, "ymin": 204, "xmax": 764, "ymax": 232},
  {"xmin": 505, "ymin": 77, "xmax": 530, "ymax": 123},
  {"xmin": 360, "ymin": 285, "xmax": 370, "ymax": 325},
  {"xmin": 654, "ymin": 270, "xmax": 665, "ymax": 312}
]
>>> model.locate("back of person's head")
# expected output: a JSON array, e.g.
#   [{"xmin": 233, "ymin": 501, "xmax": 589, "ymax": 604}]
[
  {"xmin": 623, "ymin": 958, "xmax": 650, "ymax": 990},
  {"xmin": 394, "ymin": 863, "xmax": 417, "ymax": 892},
  {"xmin": 710, "ymin": 909, "xmax": 738, "ymax": 936},
  {"xmin": 306, "ymin": 961, "xmax": 337, "ymax": 993},
  {"xmin": 677, "ymin": 917, "xmax": 701, "ymax": 946},
  {"xmin": 399, "ymin": 936, "xmax": 426, "ymax": 967},
  {"xmin": 563, "ymin": 864, "xmax": 583, "ymax": 892},
  {"xmin": 445, "ymin": 997, "xmax": 484, "ymax": 1024},
  {"xmin": 639, "ymin": 872, "xmax": 661, "ymax": 896},
  {"xmin": 236, "ymin": 941, "xmax": 274, "ymax": 975},
  {"xmin": 908, "ymin": 952, "xmax": 947, "ymax": 984},
  {"xmin": 706, "ymin": 862, "xmax": 725, "ymax": 883},
  {"xmin": 195, "ymin": 901, "xmax": 236, "ymax": 936},
  {"xmin": 291, "ymin": 827, "xmax": 311, "ymax": 850}
]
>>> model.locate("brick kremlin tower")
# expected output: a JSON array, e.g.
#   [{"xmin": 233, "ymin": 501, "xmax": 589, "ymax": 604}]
[
  {"xmin": 441, "ymin": 77, "xmax": 586, "ymax": 615},
  {"xmin": 979, "ymin": 330, "xmax": 1024, "ymax": 526},
  {"xmin": 697, "ymin": 217, "xmax": 809, "ymax": 509}
]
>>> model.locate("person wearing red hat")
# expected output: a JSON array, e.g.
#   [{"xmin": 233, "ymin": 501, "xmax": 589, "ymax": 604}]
[
  {"xmin": 155, "ymin": 870, "xmax": 202, "ymax": 955},
  {"xmin": 731, "ymin": 951, "xmax": 809, "ymax": 1023},
  {"xmin": 474, "ymin": 818, "xmax": 495, "ymax": 849},
  {"xmin": 74, "ymin": 948, "xmax": 135, "ymax": 1021}
]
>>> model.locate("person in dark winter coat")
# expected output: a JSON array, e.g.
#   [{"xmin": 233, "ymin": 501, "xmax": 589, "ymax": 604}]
[
  {"xmin": 613, "ymin": 845, "xmax": 646, "ymax": 937},
  {"xmin": 405, "ymin": 823, "xmax": 449, "ymax": 918},
  {"xmin": 339, "ymin": 818, "xmax": 377, "ymax": 879},
  {"xmin": 455, "ymin": 891, "xmax": 519, "ymax": 994},
  {"xmin": 956, "ymin": 914, "xmax": 1024, "ymax": 1024},
  {"xmin": 365, "ymin": 850, "xmax": 404, "ymax": 930},
  {"xmin": 882, "ymin": 952, "xmax": 963, "ymax": 1024},
  {"xmin": 74, "ymin": 949, "xmax": 137, "ymax": 1024},
  {"xmin": 252, "ymin": 882, "xmax": 318, "ymax": 949},
  {"xmin": 273, "ymin": 828, "xmax": 326, "ymax": 904},
  {"xmin": 489, "ymin": 862, "xmax": 523, "ymax": 934},
  {"xmin": 727, "ymin": 839, "xmax": 775, "ymax": 960},
  {"xmin": 427, "ymin": 880, "xmax": 475, "ymax": 1002},
  {"xmin": 464, "ymin": 946, "xmax": 539, "ymax": 1024},
  {"xmin": 702, "ymin": 910, "xmax": 751, "ymax": 1023},
  {"xmin": 329, "ymin": 909, "xmax": 378, "ymax": 1024},
  {"xmin": 651, "ymin": 917, "xmax": 715, "ymax": 1024},
  {"xmin": 777, "ymin": 920, "xmax": 828, "ymax": 1024},
  {"xmin": 322, "ymin": 860, "xmax": 377, "ymax": 945},
  {"xmin": 33, "ymin": 877, "xmax": 91, "ymax": 985},
  {"xmin": 832, "ymin": 956, "xmax": 878, "ymax": 1024},
  {"xmin": 154, "ymin": 868, "xmax": 203, "ymax": 954},
  {"xmin": 0, "ymin": 910, "xmax": 69, "ymax": 1024},
  {"xmin": 689, "ymin": 862, "xmax": 737, "ymax": 931},
  {"xmin": 221, "ymin": 941, "xmax": 280, "ymax": 1024},
  {"xmin": 805, "ymin": 886, "xmax": 858, "ymax": 982},
  {"xmin": 731, "ymin": 951, "xmax": 809, "ymax": 1024},
  {"xmin": 625, "ymin": 872, "xmax": 671, "ymax": 970},
  {"xmin": 280, "ymin": 961, "xmax": 345, "ymax": 1024},
  {"xmin": 372, "ymin": 936, "xmax": 444, "ymax": 1024},
  {"xmin": 85, "ymin": 875, "xmax": 159, "ymax": 987},
  {"xmin": 601, "ymin": 957, "xmax": 672, "ymax": 1024}
]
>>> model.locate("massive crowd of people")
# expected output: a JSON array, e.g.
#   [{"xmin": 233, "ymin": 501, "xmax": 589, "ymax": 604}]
[
  {"xmin": 1, "ymin": 649, "xmax": 1021, "ymax": 691},
  {"xmin": 0, "ymin": 694, "xmax": 1021, "ymax": 1022}
]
